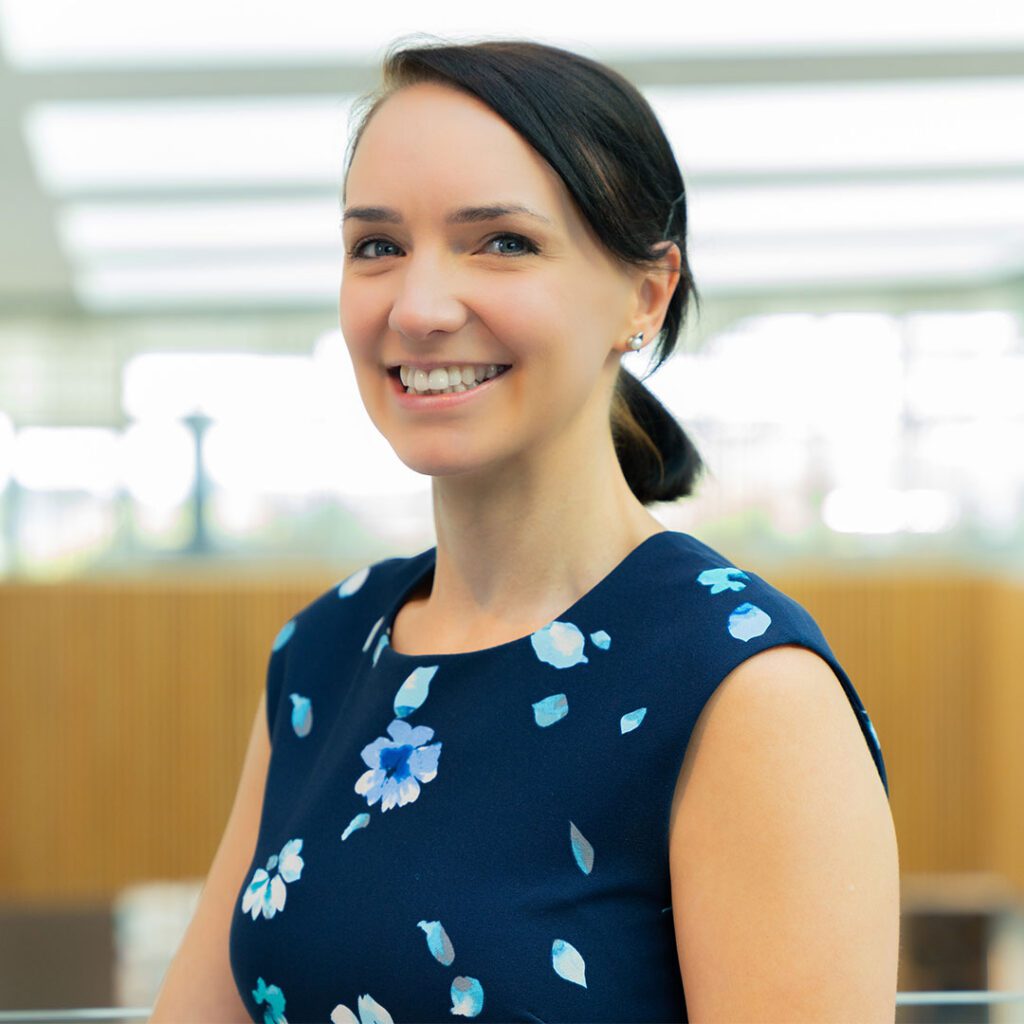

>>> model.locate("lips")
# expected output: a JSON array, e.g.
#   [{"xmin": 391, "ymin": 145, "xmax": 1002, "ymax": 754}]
[{"xmin": 387, "ymin": 363, "xmax": 513, "ymax": 407}]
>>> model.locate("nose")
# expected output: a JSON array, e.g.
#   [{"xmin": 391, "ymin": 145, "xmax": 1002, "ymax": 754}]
[{"xmin": 387, "ymin": 250, "xmax": 468, "ymax": 342}]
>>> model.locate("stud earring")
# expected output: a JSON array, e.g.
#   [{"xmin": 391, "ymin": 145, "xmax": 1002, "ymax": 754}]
[{"xmin": 626, "ymin": 332, "xmax": 644, "ymax": 351}]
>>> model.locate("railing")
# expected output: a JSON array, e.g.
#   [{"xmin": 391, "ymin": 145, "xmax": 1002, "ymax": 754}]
[{"xmin": 2, "ymin": 992, "xmax": 1024, "ymax": 1022}]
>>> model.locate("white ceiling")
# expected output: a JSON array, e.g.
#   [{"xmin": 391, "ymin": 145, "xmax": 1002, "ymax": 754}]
[{"xmin": 1, "ymin": 0, "xmax": 1023, "ymax": 315}]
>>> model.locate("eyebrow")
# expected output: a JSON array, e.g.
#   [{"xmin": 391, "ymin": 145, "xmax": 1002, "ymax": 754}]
[{"xmin": 342, "ymin": 203, "xmax": 553, "ymax": 227}]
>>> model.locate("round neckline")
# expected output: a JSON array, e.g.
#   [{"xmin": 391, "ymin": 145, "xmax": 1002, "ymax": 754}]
[{"xmin": 376, "ymin": 528, "xmax": 676, "ymax": 664}]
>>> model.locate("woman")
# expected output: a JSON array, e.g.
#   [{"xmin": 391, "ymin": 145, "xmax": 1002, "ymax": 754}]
[{"xmin": 151, "ymin": 36, "xmax": 899, "ymax": 1023}]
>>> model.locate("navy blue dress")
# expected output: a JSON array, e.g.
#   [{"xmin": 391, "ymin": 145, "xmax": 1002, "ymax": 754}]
[{"xmin": 229, "ymin": 528, "xmax": 888, "ymax": 1023}]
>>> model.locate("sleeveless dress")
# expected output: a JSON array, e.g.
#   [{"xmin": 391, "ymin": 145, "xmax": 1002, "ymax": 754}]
[{"xmin": 228, "ymin": 529, "xmax": 889, "ymax": 1023}]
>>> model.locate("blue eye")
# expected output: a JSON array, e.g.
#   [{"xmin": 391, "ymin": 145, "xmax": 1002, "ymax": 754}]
[
  {"xmin": 350, "ymin": 238, "xmax": 400, "ymax": 260},
  {"xmin": 347, "ymin": 232, "xmax": 539, "ymax": 260},
  {"xmin": 487, "ymin": 234, "xmax": 535, "ymax": 255}
]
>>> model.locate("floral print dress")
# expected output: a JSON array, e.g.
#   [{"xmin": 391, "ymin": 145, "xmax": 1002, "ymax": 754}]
[{"xmin": 229, "ymin": 529, "xmax": 889, "ymax": 1023}]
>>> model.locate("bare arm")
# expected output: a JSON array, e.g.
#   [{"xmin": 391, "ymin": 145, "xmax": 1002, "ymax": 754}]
[
  {"xmin": 149, "ymin": 690, "xmax": 271, "ymax": 1022},
  {"xmin": 669, "ymin": 644, "xmax": 900, "ymax": 1023}
]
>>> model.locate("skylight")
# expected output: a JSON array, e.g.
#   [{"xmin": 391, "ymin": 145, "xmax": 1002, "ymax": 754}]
[{"xmin": 2, "ymin": 0, "xmax": 1021, "ymax": 68}]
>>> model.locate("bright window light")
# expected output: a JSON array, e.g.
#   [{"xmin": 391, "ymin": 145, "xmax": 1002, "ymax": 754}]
[
  {"xmin": 907, "ymin": 357, "xmax": 1024, "ymax": 419},
  {"xmin": 122, "ymin": 352, "xmax": 323, "ymax": 420},
  {"xmin": 76, "ymin": 256, "xmax": 341, "ymax": 311},
  {"xmin": 0, "ymin": 412, "xmax": 14, "ymax": 491},
  {"xmin": 311, "ymin": 327, "xmax": 430, "ymax": 499},
  {"xmin": 645, "ymin": 312, "xmax": 904, "ymax": 427},
  {"xmin": 121, "ymin": 421, "xmax": 196, "ymax": 507},
  {"xmin": 2, "ymin": 0, "xmax": 1021, "ymax": 68},
  {"xmin": 24, "ymin": 97, "xmax": 352, "ymax": 192},
  {"xmin": 18, "ymin": 494, "xmax": 118, "ymax": 568},
  {"xmin": 13, "ymin": 427, "xmax": 121, "ymax": 494},
  {"xmin": 25, "ymin": 79, "xmax": 1024, "ymax": 196},
  {"xmin": 904, "ymin": 310, "xmax": 1020, "ymax": 356},
  {"xmin": 58, "ymin": 197, "xmax": 343, "ymax": 255},
  {"xmin": 692, "ymin": 237, "xmax": 1008, "ymax": 291},
  {"xmin": 203, "ymin": 420, "xmax": 327, "ymax": 496},
  {"xmin": 822, "ymin": 487, "xmax": 960, "ymax": 534},
  {"xmin": 648, "ymin": 78, "xmax": 1024, "ymax": 174},
  {"xmin": 690, "ymin": 178, "xmax": 1024, "ymax": 239}
]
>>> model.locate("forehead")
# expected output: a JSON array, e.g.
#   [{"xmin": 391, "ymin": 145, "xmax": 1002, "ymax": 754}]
[{"xmin": 345, "ymin": 82, "xmax": 569, "ymax": 218}]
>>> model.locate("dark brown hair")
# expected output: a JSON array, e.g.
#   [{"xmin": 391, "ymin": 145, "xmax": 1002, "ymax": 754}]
[{"xmin": 342, "ymin": 34, "xmax": 706, "ymax": 505}]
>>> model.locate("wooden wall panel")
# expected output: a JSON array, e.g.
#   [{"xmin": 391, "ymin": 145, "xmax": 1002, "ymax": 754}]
[
  {"xmin": 0, "ymin": 576, "xmax": 329, "ymax": 903},
  {"xmin": 982, "ymin": 578, "xmax": 1024, "ymax": 891},
  {"xmin": 1, "ymin": 564, "xmax": 1022, "ymax": 904}
]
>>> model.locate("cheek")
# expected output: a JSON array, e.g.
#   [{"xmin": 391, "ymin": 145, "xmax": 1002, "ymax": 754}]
[
  {"xmin": 478, "ymin": 288, "xmax": 559, "ymax": 359},
  {"xmin": 338, "ymin": 285, "xmax": 374, "ymax": 350}
]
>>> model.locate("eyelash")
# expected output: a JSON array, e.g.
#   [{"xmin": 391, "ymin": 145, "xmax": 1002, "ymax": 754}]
[{"xmin": 346, "ymin": 232, "xmax": 540, "ymax": 261}]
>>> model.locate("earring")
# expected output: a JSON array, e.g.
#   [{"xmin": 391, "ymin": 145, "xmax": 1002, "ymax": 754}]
[{"xmin": 626, "ymin": 332, "xmax": 644, "ymax": 351}]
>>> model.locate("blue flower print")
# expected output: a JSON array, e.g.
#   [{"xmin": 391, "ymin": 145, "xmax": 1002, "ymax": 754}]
[
  {"xmin": 532, "ymin": 693, "xmax": 569, "ymax": 727},
  {"xmin": 727, "ymin": 602, "xmax": 772, "ymax": 641},
  {"xmin": 620, "ymin": 707, "xmax": 647, "ymax": 733},
  {"xmin": 330, "ymin": 993, "xmax": 394, "ymax": 1024},
  {"xmin": 696, "ymin": 566, "xmax": 749, "ymax": 594},
  {"xmin": 241, "ymin": 838, "xmax": 304, "ymax": 920},
  {"xmin": 252, "ymin": 976, "xmax": 288, "ymax": 1024},
  {"xmin": 394, "ymin": 664, "xmax": 439, "ymax": 718},
  {"xmin": 450, "ymin": 976, "xmax": 485, "ymax": 1017},
  {"xmin": 289, "ymin": 693, "xmax": 313, "ymax": 737},
  {"xmin": 417, "ymin": 918, "xmax": 456, "ymax": 965},
  {"xmin": 531, "ymin": 620, "xmax": 588, "ymax": 668},
  {"xmin": 355, "ymin": 719, "xmax": 442, "ymax": 813},
  {"xmin": 341, "ymin": 812, "xmax": 370, "ymax": 840}
]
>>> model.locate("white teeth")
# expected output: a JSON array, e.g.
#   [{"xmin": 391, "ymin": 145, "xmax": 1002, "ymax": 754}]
[{"xmin": 399, "ymin": 362, "xmax": 509, "ymax": 394}]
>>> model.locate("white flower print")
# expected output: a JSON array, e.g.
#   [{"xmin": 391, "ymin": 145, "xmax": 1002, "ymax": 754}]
[{"xmin": 241, "ymin": 838, "xmax": 304, "ymax": 920}]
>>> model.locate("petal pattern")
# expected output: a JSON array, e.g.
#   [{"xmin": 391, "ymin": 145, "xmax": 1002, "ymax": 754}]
[
  {"xmin": 696, "ymin": 566, "xmax": 749, "ymax": 594},
  {"xmin": 341, "ymin": 813, "xmax": 370, "ymax": 841},
  {"xmin": 394, "ymin": 664, "xmax": 439, "ymax": 718},
  {"xmin": 272, "ymin": 619, "xmax": 296, "ymax": 652},
  {"xmin": 531, "ymin": 620, "xmax": 588, "ymax": 668},
  {"xmin": 552, "ymin": 938, "xmax": 587, "ymax": 987},
  {"xmin": 449, "ymin": 976, "xmax": 485, "ymax": 1017},
  {"xmin": 338, "ymin": 565, "xmax": 370, "ymax": 598},
  {"xmin": 289, "ymin": 693, "xmax": 313, "ymax": 738},
  {"xmin": 727, "ymin": 602, "xmax": 772, "ymax": 641},
  {"xmin": 532, "ymin": 693, "xmax": 568, "ymax": 727},
  {"xmin": 417, "ymin": 918, "xmax": 456, "ymax": 965},
  {"xmin": 620, "ymin": 707, "xmax": 647, "ymax": 734},
  {"xmin": 569, "ymin": 821, "xmax": 594, "ymax": 875}
]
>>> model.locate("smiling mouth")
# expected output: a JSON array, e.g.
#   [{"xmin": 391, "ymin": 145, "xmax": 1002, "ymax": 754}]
[{"xmin": 388, "ymin": 365, "xmax": 512, "ymax": 395}]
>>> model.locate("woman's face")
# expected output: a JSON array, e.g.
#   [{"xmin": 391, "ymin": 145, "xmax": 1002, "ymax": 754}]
[{"xmin": 340, "ymin": 80, "xmax": 651, "ymax": 480}]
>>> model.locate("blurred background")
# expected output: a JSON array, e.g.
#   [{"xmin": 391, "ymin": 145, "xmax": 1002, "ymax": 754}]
[{"xmin": 0, "ymin": 0, "xmax": 1022, "ymax": 1019}]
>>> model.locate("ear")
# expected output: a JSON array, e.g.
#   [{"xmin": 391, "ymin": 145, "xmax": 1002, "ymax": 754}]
[{"xmin": 629, "ymin": 241, "xmax": 681, "ymax": 342}]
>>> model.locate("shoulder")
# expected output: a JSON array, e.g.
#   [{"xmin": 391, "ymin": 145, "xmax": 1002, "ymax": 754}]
[
  {"xmin": 644, "ymin": 531, "xmax": 815, "ymax": 629},
  {"xmin": 667, "ymin": 643, "xmax": 899, "ymax": 1020},
  {"xmin": 642, "ymin": 533, "xmax": 843, "ymax": 702},
  {"xmin": 672, "ymin": 643, "xmax": 882, "ymax": 806}
]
